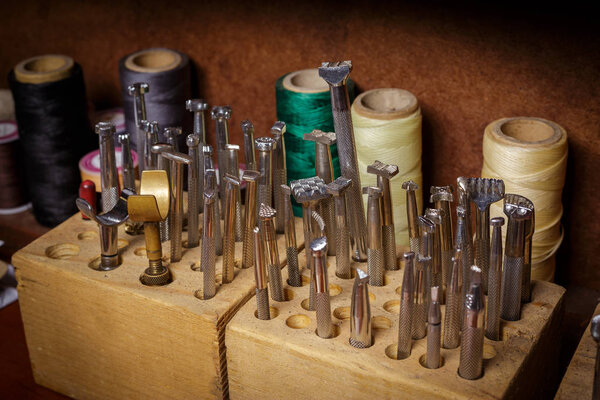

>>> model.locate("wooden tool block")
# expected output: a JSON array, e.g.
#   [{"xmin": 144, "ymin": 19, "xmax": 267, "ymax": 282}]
[
  {"xmin": 12, "ymin": 210, "xmax": 304, "ymax": 400},
  {"xmin": 555, "ymin": 302, "xmax": 600, "ymax": 399},
  {"xmin": 227, "ymin": 251, "xmax": 565, "ymax": 400}
]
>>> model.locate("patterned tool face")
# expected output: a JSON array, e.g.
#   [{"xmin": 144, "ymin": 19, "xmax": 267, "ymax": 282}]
[
  {"xmin": 430, "ymin": 185, "xmax": 454, "ymax": 203},
  {"xmin": 318, "ymin": 61, "xmax": 353, "ymax": 85},
  {"xmin": 259, "ymin": 203, "xmax": 277, "ymax": 219},
  {"xmin": 503, "ymin": 193, "xmax": 534, "ymax": 221},
  {"xmin": 465, "ymin": 177, "xmax": 505, "ymax": 211},
  {"xmin": 326, "ymin": 176, "xmax": 352, "ymax": 196},
  {"xmin": 290, "ymin": 176, "xmax": 329, "ymax": 203},
  {"xmin": 303, "ymin": 129, "xmax": 336, "ymax": 145},
  {"xmin": 367, "ymin": 160, "xmax": 399, "ymax": 179}
]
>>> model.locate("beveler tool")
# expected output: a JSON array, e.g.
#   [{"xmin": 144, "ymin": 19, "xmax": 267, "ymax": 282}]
[
  {"xmin": 253, "ymin": 226, "xmax": 270, "ymax": 320},
  {"xmin": 141, "ymin": 120, "xmax": 159, "ymax": 170},
  {"xmin": 443, "ymin": 250, "xmax": 462, "ymax": 349},
  {"xmin": 118, "ymin": 132, "xmax": 143, "ymax": 235},
  {"xmin": 487, "ymin": 217, "xmax": 504, "ymax": 340},
  {"xmin": 326, "ymin": 177, "xmax": 352, "ymax": 279},
  {"xmin": 350, "ymin": 268, "xmax": 372, "ymax": 348},
  {"xmin": 412, "ymin": 255, "xmax": 429, "ymax": 340},
  {"xmin": 459, "ymin": 266, "xmax": 485, "ymax": 380},
  {"xmin": 186, "ymin": 134, "xmax": 200, "ymax": 248},
  {"xmin": 466, "ymin": 177, "xmax": 505, "ymax": 293},
  {"xmin": 312, "ymin": 236, "xmax": 334, "ymax": 339},
  {"xmin": 255, "ymin": 137, "xmax": 276, "ymax": 220},
  {"xmin": 211, "ymin": 105, "xmax": 232, "ymax": 215},
  {"xmin": 151, "ymin": 143, "xmax": 172, "ymax": 242},
  {"xmin": 223, "ymin": 174, "xmax": 241, "ymax": 284},
  {"xmin": 259, "ymin": 203, "xmax": 285, "ymax": 302},
  {"xmin": 271, "ymin": 121, "xmax": 287, "ymax": 234},
  {"xmin": 431, "ymin": 186, "xmax": 454, "ymax": 287},
  {"xmin": 204, "ymin": 168, "xmax": 223, "ymax": 256},
  {"xmin": 427, "ymin": 286, "xmax": 442, "ymax": 369},
  {"xmin": 397, "ymin": 252, "xmax": 415, "ymax": 360},
  {"xmin": 242, "ymin": 170, "xmax": 261, "ymax": 270},
  {"xmin": 456, "ymin": 177, "xmax": 474, "ymax": 266},
  {"xmin": 290, "ymin": 176, "xmax": 330, "ymax": 270},
  {"xmin": 281, "ymin": 184, "xmax": 301, "ymax": 287},
  {"xmin": 304, "ymin": 129, "xmax": 336, "ymax": 255},
  {"xmin": 319, "ymin": 60, "xmax": 367, "ymax": 262},
  {"xmin": 241, "ymin": 120, "xmax": 257, "ymax": 171},
  {"xmin": 225, "ymin": 144, "xmax": 243, "ymax": 241},
  {"xmin": 363, "ymin": 186, "xmax": 385, "ymax": 286},
  {"xmin": 522, "ymin": 204, "xmax": 535, "ymax": 303},
  {"xmin": 402, "ymin": 180, "xmax": 420, "ymax": 254},
  {"xmin": 186, "ymin": 100, "xmax": 208, "ymax": 209},
  {"xmin": 368, "ymin": 160, "xmax": 400, "ymax": 271},
  {"xmin": 308, "ymin": 211, "xmax": 326, "ymax": 311},
  {"xmin": 455, "ymin": 206, "xmax": 472, "ymax": 296},
  {"xmin": 127, "ymin": 82, "xmax": 149, "ymax": 171},
  {"xmin": 591, "ymin": 314, "xmax": 600, "ymax": 400},
  {"xmin": 155, "ymin": 148, "xmax": 192, "ymax": 262},
  {"xmin": 501, "ymin": 194, "xmax": 533, "ymax": 321},
  {"xmin": 418, "ymin": 216, "xmax": 435, "ymax": 306},
  {"xmin": 425, "ymin": 208, "xmax": 443, "ymax": 293},
  {"xmin": 127, "ymin": 170, "xmax": 171, "ymax": 286},
  {"xmin": 201, "ymin": 189, "xmax": 217, "ymax": 298},
  {"xmin": 163, "ymin": 126, "xmax": 182, "ymax": 152}
]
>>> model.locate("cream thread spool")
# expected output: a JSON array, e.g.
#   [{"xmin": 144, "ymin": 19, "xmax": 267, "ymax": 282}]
[
  {"xmin": 352, "ymin": 88, "xmax": 423, "ymax": 247},
  {"xmin": 482, "ymin": 117, "xmax": 568, "ymax": 281}
]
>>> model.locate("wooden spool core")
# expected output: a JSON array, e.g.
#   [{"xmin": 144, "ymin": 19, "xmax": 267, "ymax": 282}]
[
  {"xmin": 14, "ymin": 55, "xmax": 74, "ymax": 84},
  {"xmin": 282, "ymin": 69, "xmax": 329, "ymax": 94},
  {"xmin": 491, "ymin": 117, "xmax": 564, "ymax": 148},
  {"xmin": 124, "ymin": 48, "xmax": 182, "ymax": 74},
  {"xmin": 353, "ymin": 88, "xmax": 418, "ymax": 120}
]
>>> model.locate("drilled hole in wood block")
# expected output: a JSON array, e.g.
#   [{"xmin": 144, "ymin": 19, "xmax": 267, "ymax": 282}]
[
  {"xmin": 385, "ymin": 344, "xmax": 399, "ymax": 360},
  {"xmin": 419, "ymin": 353, "xmax": 445, "ymax": 369},
  {"xmin": 286, "ymin": 314, "xmax": 311, "ymax": 329},
  {"xmin": 329, "ymin": 284, "xmax": 342, "ymax": 296},
  {"xmin": 134, "ymin": 247, "xmax": 146, "ymax": 256},
  {"xmin": 314, "ymin": 324, "xmax": 341, "ymax": 339},
  {"xmin": 395, "ymin": 286, "xmax": 402, "ymax": 296},
  {"xmin": 77, "ymin": 231, "xmax": 98, "ymax": 240},
  {"xmin": 282, "ymin": 288, "xmax": 296, "ymax": 301},
  {"xmin": 87, "ymin": 254, "xmax": 123, "ymax": 271},
  {"xmin": 301, "ymin": 274, "xmax": 310, "ymax": 286},
  {"xmin": 300, "ymin": 298, "xmax": 310, "ymax": 311},
  {"xmin": 369, "ymin": 292, "xmax": 376, "ymax": 302},
  {"xmin": 372, "ymin": 316, "xmax": 392, "ymax": 330},
  {"xmin": 45, "ymin": 243, "xmax": 79, "ymax": 259},
  {"xmin": 333, "ymin": 306, "xmax": 350, "ymax": 320},
  {"xmin": 383, "ymin": 300, "xmax": 400, "ymax": 314},
  {"xmin": 190, "ymin": 261, "xmax": 201, "ymax": 271},
  {"xmin": 117, "ymin": 238, "xmax": 129, "ymax": 249},
  {"xmin": 483, "ymin": 343, "xmax": 497, "ymax": 360},
  {"xmin": 254, "ymin": 307, "xmax": 279, "ymax": 320}
]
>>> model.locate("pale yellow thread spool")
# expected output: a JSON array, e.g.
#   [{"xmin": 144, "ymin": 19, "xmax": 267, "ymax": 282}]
[
  {"xmin": 352, "ymin": 88, "xmax": 423, "ymax": 247},
  {"xmin": 482, "ymin": 117, "xmax": 568, "ymax": 281}
]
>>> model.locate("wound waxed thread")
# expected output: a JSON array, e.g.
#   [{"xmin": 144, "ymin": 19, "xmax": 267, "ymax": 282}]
[
  {"xmin": 9, "ymin": 57, "xmax": 94, "ymax": 226},
  {"xmin": 275, "ymin": 69, "xmax": 355, "ymax": 216}
]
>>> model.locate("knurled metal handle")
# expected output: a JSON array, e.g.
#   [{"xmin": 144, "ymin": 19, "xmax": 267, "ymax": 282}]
[
  {"xmin": 382, "ymin": 225, "xmax": 398, "ymax": 271},
  {"xmin": 411, "ymin": 302, "xmax": 426, "ymax": 340},
  {"xmin": 368, "ymin": 248, "xmax": 385, "ymax": 287},
  {"xmin": 522, "ymin": 260, "xmax": 532, "ymax": 303},
  {"xmin": 273, "ymin": 168, "xmax": 286, "ymax": 234},
  {"xmin": 242, "ymin": 223, "xmax": 254, "ymax": 269},
  {"xmin": 214, "ymin": 200, "xmax": 223, "ymax": 256},
  {"xmin": 160, "ymin": 217, "xmax": 170, "ymax": 243},
  {"xmin": 256, "ymin": 288, "xmax": 270, "ymax": 320},
  {"xmin": 202, "ymin": 234, "xmax": 216, "ymax": 300},
  {"xmin": 443, "ymin": 291, "xmax": 461, "ymax": 349},
  {"xmin": 409, "ymin": 236, "xmax": 420, "ymax": 256},
  {"xmin": 459, "ymin": 326, "xmax": 484, "ymax": 380},
  {"xmin": 501, "ymin": 255, "xmax": 523, "ymax": 321},
  {"xmin": 335, "ymin": 218, "xmax": 351, "ymax": 279},
  {"xmin": 268, "ymin": 263, "xmax": 285, "ymax": 302},
  {"xmin": 102, "ymin": 186, "xmax": 118, "ymax": 213},
  {"xmin": 441, "ymin": 248, "xmax": 453, "ymax": 290},
  {"xmin": 397, "ymin": 298, "xmax": 413, "ymax": 359},
  {"xmin": 427, "ymin": 324, "xmax": 441, "ymax": 369},
  {"xmin": 170, "ymin": 206, "xmax": 183, "ymax": 262},
  {"xmin": 486, "ymin": 260, "xmax": 502, "ymax": 340},
  {"xmin": 286, "ymin": 246, "xmax": 302, "ymax": 287},
  {"xmin": 235, "ymin": 192, "xmax": 243, "ymax": 242},
  {"xmin": 322, "ymin": 199, "xmax": 336, "ymax": 256},
  {"xmin": 222, "ymin": 234, "xmax": 235, "ymax": 284},
  {"xmin": 475, "ymin": 236, "xmax": 490, "ymax": 294},
  {"xmin": 316, "ymin": 292, "xmax": 333, "ymax": 339},
  {"xmin": 309, "ymin": 273, "xmax": 316, "ymax": 311},
  {"xmin": 461, "ymin": 242, "xmax": 473, "ymax": 296},
  {"xmin": 258, "ymin": 184, "xmax": 272, "ymax": 216}
]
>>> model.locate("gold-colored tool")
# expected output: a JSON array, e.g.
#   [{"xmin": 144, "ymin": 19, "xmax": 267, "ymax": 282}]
[{"xmin": 128, "ymin": 170, "xmax": 171, "ymax": 286}]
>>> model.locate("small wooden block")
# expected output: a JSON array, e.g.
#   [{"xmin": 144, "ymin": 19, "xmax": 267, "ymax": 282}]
[
  {"xmin": 12, "ymin": 210, "xmax": 304, "ymax": 400},
  {"xmin": 555, "ymin": 302, "xmax": 600, "ymax": 399},
  {"xmin": 227, "ymin": 252, "xmax": 565, "ymax": 400}
]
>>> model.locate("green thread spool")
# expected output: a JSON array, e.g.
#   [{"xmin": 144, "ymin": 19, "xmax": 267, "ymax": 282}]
[{"xmin": 276, "ymin": 68, "xmax": 355, "ymax": 216}]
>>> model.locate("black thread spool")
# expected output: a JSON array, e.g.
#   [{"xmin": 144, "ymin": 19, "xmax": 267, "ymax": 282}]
[
  {"xmin": 0, "ymin": 121, "xmax": 28, "ymax": 211},
  {"xmin": 119, "ymin": 48, "xmax": 192, "ymax": 153},
  {"xmin": 8, "ymin": 55, "xmax": 95, "ymax": 227}
]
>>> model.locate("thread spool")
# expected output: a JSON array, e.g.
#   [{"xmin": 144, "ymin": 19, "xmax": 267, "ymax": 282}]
[
  {"xmin": 0, "ymin": 89, "xmax": 15, "ymax": 121},
  {"xmin": 0, "ymin": 121, "xmax": 29, "ymax": 213},
  {"xmin": 119, "ymin": 48, "xmax": 191, "ymax": 151},
  {"xmin": 9, "ymin": 54, "xmax": 94, "ymax": 226},
  {"xmin": 482, "ymin": 117, "xmax": 568, "ymax": 281},
  {"xmin": 93, "ymin": 108, "xmax": 126, "ymax": 135},
  {"xmin": 352, "ymin": 88, "xmax": 423, "ymax": 247},
  {"xmin": 276, "ymin": 68, "xmax": 354, "ymax": 216},
  {"xmin": 79, "ymin": 148, "xmax": 139, "ymax": 192}
]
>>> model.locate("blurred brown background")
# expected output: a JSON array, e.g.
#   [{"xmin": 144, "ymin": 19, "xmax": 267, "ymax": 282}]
[{"xmin": 0, "ymin": 2, "xmax": 598, "ymax": 395}]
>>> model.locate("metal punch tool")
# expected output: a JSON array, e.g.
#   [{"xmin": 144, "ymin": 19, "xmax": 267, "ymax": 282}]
[
  {"xmin": 204, "ymin": 168, "xmax": 223, "ymax": 256},
  {"xmin": 487, "ymin": 217, "xmax": 504, "ymax": 340},
  {"xmin": 592, "ymin": 314, "xmax": 600, "ymax": 400},
  {"xmin": 281, "ymin": 184, "xmax": 301, "ymax": 287},
  {"xmin": 225, "ymin": 144, "xmax": 243, "ymax": 242},
  {"xmin": 350, "ymin": 268, "xmax": 372, "ymax": 348},
  {"xmin": 271, "ymin": 121, "xmax": 287, "ymax": 234},
  {"xmin": 312, "ymin": 237, "xmax": 334, "ymax": 339},
  {"xmin": 242, "ymin": 170, "xmax": 261, "ymax": 270},
  {"xmin": 141, "ymin": 120, "xmax": 159, "ymax": 170},
  {"xmin": 326, "ymin": 177, "xmax": 353, "ymax": 279},
  {"xmin": 151, "ymin": 143, "xmax": 172, "ymax": 242},
  {"xmin": 163, "ymin": 126, "xmax": 182, "ymax": 153},
  {"xmin": 522, "ymin": 204, "xmax": 535, "ymax": 303},
  {"xmin": 241, "ymin": 119, "xmax": 256, "ymax": 171},
  {"xmin": 253, "ymin": 226, "xmax": 270, "ymax": 320},
  {"xmin": 259, "ymin": 203, "xmax": 285, "ymax": 302},
  {"xmin": 425, "ymin": 208, "xmax": 443, "ymax": 295},
  {"xmin": 290, "ymin": 176, "xmax": 330, "ymax": 270},
  {"xmin": 127, "ymin": 82, "xmax": 149, "ymax": 171},
  {"xmin": 211, "ymin": 105, "xmax": 232, "ymax": 216},
  {"xmin": 127, "ymin": 170, "xmax": 171, "ymax": 286},
  {"xmin": 418, "ymin": 216, "xmax": 435, "ymax": 307},
  {"xmin": 118, "ymin": 132, "xmax": 144, "ymax": 235},
  {"xmin": 431, "ymin": 185, "xmax": 454, "ymax": 288},
  {"xmin": 308, "ymin": 211, "xmax": 326, "ymax": 311},
  {"xmin": 319, "ymin": 60, "xmax": 367, "ymax": 262},
  {"xmin": 186, "ymin": 134, "xmax": 201, "ymax": 248},
  {"xmin": 443, "ymin": 249, "xmax": 463, "ymax": 349},
  {"xmin": 186, "ymin": 99, "xmax": 208, "ymax": 213},
  {"xmin": 466, "ymin": 177, "xmax": 505, "ymax": 293},
  {"xmin": 501, "ymin": 194, "xmax": 533, "ymax": 321},
  {"xmin": 363, "ymin": 186, "xmax": 385, "ymax": 287},
  {"xmin": 397, "ymin": 252, "xmax": 415, "ymax": 360},
  {"xmin": 223, "ymin": 174, "xmax": 241, "ymax": 284},
  {"xmin": 455, "ymin": 205, "xmax": 473, "ymax": 296},
  {"xmin": 427, "ymin": 286, "xmax": 442, "ymax": 369},
  {"xmin": 255, "ymin": 137, "xmax": 276, "ymax": 221},
  {"xmin": 368, "ymin": 161, "xmax": 400, "ymax": 271},
  {"xmin": 459, "ymin": 266, "xmax": 485, "ymax": 380},
  {"xmin": 402, "ymin": 180, "xmax": 420, "ymax": 255},
  {"xmin": 412, "ymin": 254, "xmax": 429, "ymax": 340},
  {"xmin": 304, "ymin": 129, "xmax": 337, "ymax": 255},
  {"xmin": 201, "ymin": 189, "xmax": 217, "ymax": 299},
  {"xmin": 456, "ymin": 177, "xmax": 474, "ymax": 266}
]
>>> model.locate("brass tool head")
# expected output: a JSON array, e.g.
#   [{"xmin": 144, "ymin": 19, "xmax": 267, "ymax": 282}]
[
  {"xmin": 303, "ymin": 129, "xmax": 336, "ymax": 146},
  {"xmin": 290, "ymin": 176, "xmax": 329, "ymax": 204},
  {"xmin": 465, "ymin": 177, "xmax": 505, "ymax": 211},
  {"xmin": 367, "ymin": 160, "xmax": 399, "ymax": 180},
  {"xmin": 318, "ymin": 61, "xmax": 353, "ymax": 86},
  {"xmin": 128, "ymin": 170, "xmax": 170, "ymax": 222},
  {"xmin": 326, "ymin": 177, "xmax": 352, "ymax": 196}
]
